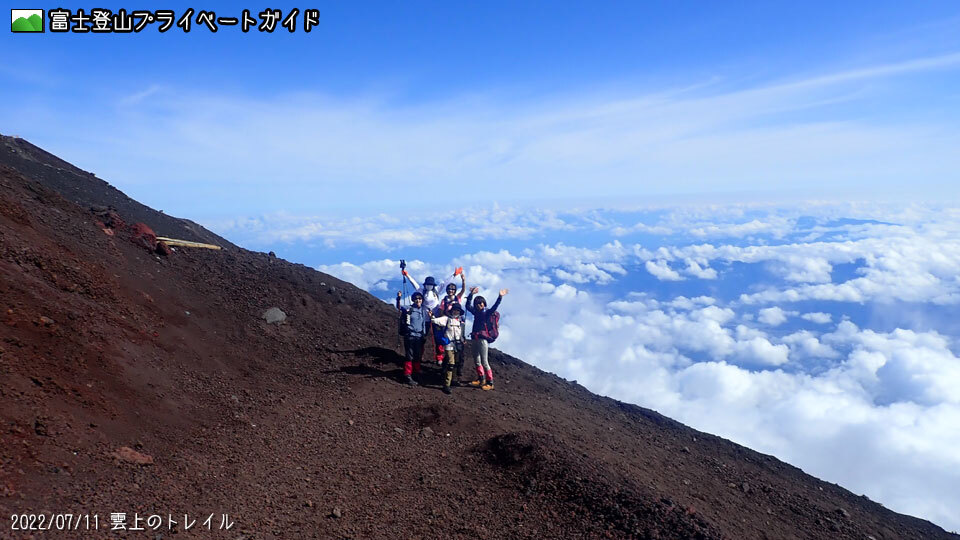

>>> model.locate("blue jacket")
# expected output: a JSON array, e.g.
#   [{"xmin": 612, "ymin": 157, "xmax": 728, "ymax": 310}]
[{"xmin": 397, "ymin": 300, "xmax": 430, "ymax": 339}]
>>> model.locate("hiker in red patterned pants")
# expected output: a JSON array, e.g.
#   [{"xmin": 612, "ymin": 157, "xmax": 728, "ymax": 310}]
[{"xmin": 466, "ymin": 287, "xmax": 507, "ymax": 391}]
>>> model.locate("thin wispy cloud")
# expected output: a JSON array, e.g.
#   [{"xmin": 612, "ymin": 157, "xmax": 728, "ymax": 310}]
[
  {"xmin": 10, "ymin": 50, "xmax": 959, "ymax": 217},
  {"xmin": 119, "ymin": 85, "xmax": 164, "ymax": 106}
]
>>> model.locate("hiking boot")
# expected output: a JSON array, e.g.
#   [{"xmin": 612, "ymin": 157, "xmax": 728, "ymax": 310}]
[
  {"xmin": 469, "ymin": 380, "xmax": 484, "ymax": 387},
  {"xmin": 442, "ymin": 385, "xmax": 452, "ymax": 395},
  {"xmin": 404, "ymin": 375, "xmax": 418, "ymax": 386},
  {"xmin": 481, "ymin": 382, "xmax": 494, "ymax": 391}
]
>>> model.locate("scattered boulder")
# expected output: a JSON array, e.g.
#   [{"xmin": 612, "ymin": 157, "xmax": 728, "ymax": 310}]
[
  {"xmin": 130, "ymin": 223, "xmax": 158, "ymax": 252},
  {"xmin": 90, "ymin": 206, "xmax": 125, "ymax": 229},
  {"xmin": 111, "ymin": 446, "xmax": 154, "ymax": 465},
  {"xmin": 330, "ymin": 507, "xmax": 342, "ymax": 519},
  {"xmin": 156, "ymin": 241, "xmax": 172, "ymax": 257},
  {"xmin": 262, "ymin": 307, "xmax": 287, "ymax": 325}
]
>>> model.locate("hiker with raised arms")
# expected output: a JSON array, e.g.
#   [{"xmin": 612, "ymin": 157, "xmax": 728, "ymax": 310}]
[
  {"xmin": 428, "ymin": 302, "xmax": 466, "ymax": 395},
  {"xmin": 465, "ymin": 287, "xmax": 507, "ymax": 391},
  {"xmin": 401, "ymin": 269, "xmax": 440, "ymax": 313},
  {"xmin": 395, "ymin": 290, "xmax": 430, "ymax": 386},
  {"xmin": 438, "ymin": 269, "xmax": 467, "ymax": 383},
  {"xmin": 402, "ymin": 267, "xmax": 465, "ymax": 366}
]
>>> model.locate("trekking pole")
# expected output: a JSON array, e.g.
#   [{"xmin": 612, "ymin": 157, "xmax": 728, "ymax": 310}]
[
  {"xmin": 400, "ymin": 259, "xmax": 408, "ymax": 305},
  {"xmin": 397, "ymin": 259, "xmax": 407, "ymax": 352}
]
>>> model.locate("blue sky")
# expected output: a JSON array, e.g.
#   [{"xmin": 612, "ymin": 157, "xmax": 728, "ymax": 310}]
[
  {"xmin": 4, "ymin": 2, "xmax": 960, "ymax": 531},
  {"xmin": 2, "ymin": 2, "xmax": 960, "ymax": 216}
]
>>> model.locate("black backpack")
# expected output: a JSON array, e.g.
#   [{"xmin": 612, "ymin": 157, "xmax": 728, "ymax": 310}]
[{"xmin": 397, "ymin": 308, "xmax": 410, "ymax": 336}]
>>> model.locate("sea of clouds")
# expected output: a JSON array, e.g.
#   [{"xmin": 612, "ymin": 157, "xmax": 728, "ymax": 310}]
[{"xmin": 220, "ymin": 201, "xmax": 960, "ymax": 531}]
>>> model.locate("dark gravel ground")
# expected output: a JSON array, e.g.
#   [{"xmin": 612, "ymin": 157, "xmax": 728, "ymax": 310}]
[{"xmin": 1, "ymin": 134, "xmax": 956, "ymax": 539}]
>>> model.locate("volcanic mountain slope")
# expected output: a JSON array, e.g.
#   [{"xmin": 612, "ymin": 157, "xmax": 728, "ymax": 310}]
[
  {"xmin": 0, "ymin": 135, "xmax": 956, "ymax": 540},
  {"xmin": 0, "ymin": 136, "xmax": 229, "ymax": 248}
]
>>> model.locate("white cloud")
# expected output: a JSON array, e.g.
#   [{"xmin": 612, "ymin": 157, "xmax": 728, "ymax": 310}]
[
  {"xmin": 666, "ymin": 295, "xmax": 717, "ymax": 311},
  {"xmin": 735, "ymin": 324, "xmax": 768, "ymax": 341},
  {"xmin": 801, "ymin": 312, "xmax": 832, "ymax": 324},
  {"xmin": 554, "ymin": 261, "xmax": 625, "ymax": 284},
  {"xmin": 757, "ymin": 306, "xmax": 790, "ymax": 326},
  {"xmin": 692, "ymin": 305, "xmax": 737, "ymax": 325},
  {"xmin": 823, "ymin": 323, "xmax": 960, "ymax": 407},
  {"xmin": 315, "ymin": 203, "xmax": 960, "ymax": 532},
  {"xmin": 682, "ymin": 258, "xmax": 718, "ymax": 279},
  {"xmin": 689, "ymin": 218, "xmax": 792, "ymax": 239},
  {"xmin": 769, "ymin": 255, "xmax": 833, "ymax": 283},
  {"xmin": 552, "ymin": 283, "xmax": 583, "ymax": 301},
  {"xmin": 731, "ymin": 337, "xmax": 791, "ymax": 367},
  {"xmin": 645, "ymin": 259, "xmax": 684, "ymax": 281},
  {"xmin": 218, "ymin": 206, "xmax": 579, "ymax": 250},
  {"xmin": 782, "ymin": 330, "xmax": 840, "ymax": 359},
  {"xmin": 610, "ymin": 222, "xmax": 674, "ymax": 236},
  {"xmin": 461, "ymin": 249, "xmax": 532, "ymax": 269}
]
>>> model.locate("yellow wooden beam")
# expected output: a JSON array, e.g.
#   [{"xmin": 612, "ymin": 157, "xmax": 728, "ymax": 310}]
[{"xmin": 156, "ymin": 237, "xmax": 222, "ymax": 250}]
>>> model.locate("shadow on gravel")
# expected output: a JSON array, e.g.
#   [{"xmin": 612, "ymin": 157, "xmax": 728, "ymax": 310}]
[
  {"xmin": 340, "ymin": 363, "xmax": 405, "ymax": 382},
  {"xmin": 339, "ymin": 362, "xmax": 452, "ymax": 388},
  {"xmin": 333, "ymin": 346, "xmax": 457, "ymax": 388},
  {"xmin": 329, "ymin": 346, "xmax": 405, "ymax": 365}
]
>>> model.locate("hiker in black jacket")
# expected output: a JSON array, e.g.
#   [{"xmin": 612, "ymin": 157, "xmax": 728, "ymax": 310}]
[{"xmin": 465, "ymin": 287, "xmax": 507, "ymax": 390}]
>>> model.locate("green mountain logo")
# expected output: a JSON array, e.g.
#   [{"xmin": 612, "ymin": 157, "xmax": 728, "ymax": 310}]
[{"xmin": 11, "ymin": 10, "xmax": 43, "ymax": 33}]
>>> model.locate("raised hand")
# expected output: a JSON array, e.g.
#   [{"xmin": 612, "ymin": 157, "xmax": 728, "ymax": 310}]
[
  {"xmin": 499, "ymin": 289, "xmax": 509, "ymax": 297},
  {"xmin": 470, "ymin": 286, "xmax": 479, "ymax": 294}
]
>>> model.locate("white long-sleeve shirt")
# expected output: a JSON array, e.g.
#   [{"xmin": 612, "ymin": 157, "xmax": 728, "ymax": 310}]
[
  {"xmin": 431, "ymin": 315, "xmax": 464, "ymax": 349},
  {"xmin": 415, "ymin": 284, "xmax": 442, "ymax": 312}
]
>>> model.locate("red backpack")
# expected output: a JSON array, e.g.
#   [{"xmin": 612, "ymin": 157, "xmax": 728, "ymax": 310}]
[{"xmin": 482, "ymin": 311, "xmax": 500, "ymax": 343}]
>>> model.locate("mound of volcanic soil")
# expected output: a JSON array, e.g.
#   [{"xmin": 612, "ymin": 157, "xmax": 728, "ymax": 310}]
[{"xmin": 1, "ymin": 134, "xmax": 956, "ymax": 539}]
